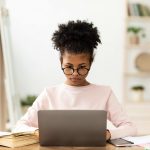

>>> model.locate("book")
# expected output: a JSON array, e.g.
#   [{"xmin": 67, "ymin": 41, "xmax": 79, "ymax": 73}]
[
  {"xmin": 138, "ymin": 143, "xmax": 150, "ymax": 149},
  {"xmin": 0, "ymin": 130, "xmax": 39, "ymax": 148},
  {"xmin": 123, "ymin": 135, "xmax": 150, "ymax": 149},
  {"xmin": 109, "ymin": 135, "xmax": 150, "ymax": 147}
]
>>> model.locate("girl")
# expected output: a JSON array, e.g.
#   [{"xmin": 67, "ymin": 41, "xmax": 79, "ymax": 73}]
[{"xmin": 14, "ymin": 20, "xmax": 137, "ymax": 140}]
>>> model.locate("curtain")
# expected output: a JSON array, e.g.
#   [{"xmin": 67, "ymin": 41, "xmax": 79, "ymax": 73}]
[
  {"xmin": 0, "ymin": 35, "xmax": 7, "ymax": 130},
  {"xmin": 0, "ymin": 6, "xmax": 21, "ymax": 131}
]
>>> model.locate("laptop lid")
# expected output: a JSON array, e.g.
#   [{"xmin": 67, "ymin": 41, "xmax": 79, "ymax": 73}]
[{"xmin": 38, "ymin": 110, "xmax": 107, "ymax": 147}]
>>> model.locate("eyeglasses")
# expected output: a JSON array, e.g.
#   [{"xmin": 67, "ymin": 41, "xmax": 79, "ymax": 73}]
[{"xmin": 62, "ymin": 67, "xmax": 90, "ymax": 76}]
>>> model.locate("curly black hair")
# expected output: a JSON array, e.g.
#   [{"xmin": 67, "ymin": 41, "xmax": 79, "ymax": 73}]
[{"xmin": 51, "ymin": 20, "xmax": 101, "ymax": 64}]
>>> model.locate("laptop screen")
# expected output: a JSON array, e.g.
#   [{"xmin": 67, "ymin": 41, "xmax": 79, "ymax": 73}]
[{"xmin": 38, "ymin": 110, "xmax": 107, "ymax": 147}]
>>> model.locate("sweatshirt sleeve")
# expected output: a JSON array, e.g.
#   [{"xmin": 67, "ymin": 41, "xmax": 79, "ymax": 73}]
[
  {"xmin": 106, "ymin": 89, "xmax": 137, "ymax": 139},
  {"xmin": 13, "ymin": 88, "xmax": 49, "ymax": 132}
]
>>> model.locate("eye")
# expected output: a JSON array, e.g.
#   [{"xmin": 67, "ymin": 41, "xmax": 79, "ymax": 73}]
[
  {"xmin": 79, "ymin": 66, "xmax": 86, "ymax": 69},
  {"xmin": 66, "ymin": 66, "xmax": 73, "ymax": 69}
]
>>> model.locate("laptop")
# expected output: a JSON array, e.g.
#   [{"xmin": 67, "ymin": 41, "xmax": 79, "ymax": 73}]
[{"xmin": 38, "ymin": 110, "xmax": 107, "ymax": 147}]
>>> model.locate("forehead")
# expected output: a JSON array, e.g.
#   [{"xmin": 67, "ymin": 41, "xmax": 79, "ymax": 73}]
[{"xmin": 62, "ymin": 52, "xmax": 90, "ymax": 64}]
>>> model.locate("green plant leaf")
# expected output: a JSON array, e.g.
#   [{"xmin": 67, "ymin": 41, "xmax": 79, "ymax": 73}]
[
  {"xmin": 21, "ymin": 95, "xmax": 37, "ymax": 106},
  {"xmin": 127, "ymin": 26, "xmax": 143, "ymax": 34}
]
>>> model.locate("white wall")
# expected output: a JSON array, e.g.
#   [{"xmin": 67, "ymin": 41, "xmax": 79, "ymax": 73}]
[{"xmin": 6, "ymin": 0, "xmax": 126, "ymax": 101}]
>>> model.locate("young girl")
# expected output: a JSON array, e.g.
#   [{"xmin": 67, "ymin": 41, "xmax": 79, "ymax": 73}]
[{"xmin": 13, "ymin": 20, "xmax": 137, "ymax": 140}]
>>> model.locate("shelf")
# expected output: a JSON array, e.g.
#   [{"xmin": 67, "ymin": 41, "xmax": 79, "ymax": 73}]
[
  {"xmin": 123, "ymin": 101, "xmax": 150, "ymax": 107},
  {"xmin": 124, "ymin": 100, "xmax": 150, "ymax": 104},
  {"xmin": 126, "ymin": 44, "xmax": 150, "ymax": 50},
  {"xmin": 124, "ymin": 0, "xmax": 150, "ymax": 104},
  {"xmin": 127, "ymin": 16, "xmax": 150, "ymax": 22},
  {"xmin": 124, "ymin": 72, "xmax": 150, "ymax": 77},
  {"xmin": 125, "ymin": 3, "xmax": 150, "ymax": 135}
]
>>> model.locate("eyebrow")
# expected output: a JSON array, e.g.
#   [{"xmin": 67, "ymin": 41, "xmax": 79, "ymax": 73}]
[
  {"xmin": 65, "ymin": 63, "xmax": 87, "ymax": 66},
  {"xmin": 65, "ymin": 63, "xmax": 73, "ymax": 65}
]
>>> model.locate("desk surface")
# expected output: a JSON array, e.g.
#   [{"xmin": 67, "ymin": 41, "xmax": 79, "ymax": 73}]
[{"xmin": 0, "ymin": 143, "xmax": 144, "ymax": 150}]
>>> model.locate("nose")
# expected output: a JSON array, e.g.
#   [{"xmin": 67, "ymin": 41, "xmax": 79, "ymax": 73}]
[{"xmin": 72, "ymin": 69, "xmax": 79, "ymax": 76}]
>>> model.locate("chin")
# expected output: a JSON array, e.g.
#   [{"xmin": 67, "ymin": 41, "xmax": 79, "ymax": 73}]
[
  {"xmin": 72, "ymin": 83, "xmax": 82, "ymax": 86},
  {"xmin": 69, "ymin": 80, "xmax": 85, "ymax": 86}
]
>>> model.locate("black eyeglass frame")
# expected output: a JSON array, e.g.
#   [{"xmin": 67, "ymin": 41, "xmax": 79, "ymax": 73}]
[{"xmin": 62, "ymin": 67, "xmax": 90, "ymax": 76}]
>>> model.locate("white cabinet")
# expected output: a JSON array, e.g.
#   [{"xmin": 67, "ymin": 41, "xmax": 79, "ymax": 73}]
[
  {"xmin": 124, "ymin": 102, "xmax": 150, "ymax": 135},
  {"xmin": 124, "ymin": 0, "xmax": 150, "ymax": 135},
  {"xmin": 124, "ymin": 0, "xmax": 150, "ymax": 103}
]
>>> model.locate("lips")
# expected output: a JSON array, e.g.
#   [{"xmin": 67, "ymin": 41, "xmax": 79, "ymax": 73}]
[{"xmin": 70, "ymin": 78, "xmax": 81, "ymax": 82}]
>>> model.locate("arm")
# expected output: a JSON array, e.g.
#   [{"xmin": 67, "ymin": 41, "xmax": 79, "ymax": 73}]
[
  {"xmin": 13, "ymin": 88, "xmax": 49, "ymax": 132},
  {"xmin": 106, "ymin": 89, "xmax": 137, "ymax": 139}
]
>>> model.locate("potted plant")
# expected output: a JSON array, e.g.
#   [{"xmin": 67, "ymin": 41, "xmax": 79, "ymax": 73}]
[
  {"xmin": 21, "ymin": 95, "xmax": 37, "ymax": 114},
  {"xmin": 127, "ymin": 26, "xmax": 144, "ymax": 45},
  {"xmin": 131, "ymin": 85, "xmax": 144, "ymax": 102}
]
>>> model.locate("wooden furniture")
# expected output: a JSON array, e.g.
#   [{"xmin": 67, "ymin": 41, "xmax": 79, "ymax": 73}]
[
  {"xmin": 123, "ymin": 0, "xmax": 150, "ymax": 135},
  {"xmin": 124, "ymin": 102, "xmax": 150, "ymax": 135},
  {"xmin": 0, "ymin": 143, "xmax": 145, "ymax": 150},
  {"xmin": 124, "ymin": 0, "xmax": 150, "ymax": 103}
]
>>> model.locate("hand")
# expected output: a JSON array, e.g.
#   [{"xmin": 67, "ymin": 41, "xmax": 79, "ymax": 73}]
[{"xmin": 106, "ymin": 130, "xmax": 111, "ymax": 141}]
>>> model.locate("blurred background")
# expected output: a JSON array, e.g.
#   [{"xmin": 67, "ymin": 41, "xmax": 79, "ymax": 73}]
[{"xmin": 0, "ymin": 0, "xmax": 150, "ymax": 134}]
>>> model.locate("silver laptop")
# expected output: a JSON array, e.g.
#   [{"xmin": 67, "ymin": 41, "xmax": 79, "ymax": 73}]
[{"xmin": 38, "ymin": 110, "xmax": 107, "ymax": 147}]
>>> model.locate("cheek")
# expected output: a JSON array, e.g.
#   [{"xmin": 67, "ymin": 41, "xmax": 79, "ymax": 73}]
[{"xmin": 83, "ymin": 74, "xmax": 88, "ymax": 79}]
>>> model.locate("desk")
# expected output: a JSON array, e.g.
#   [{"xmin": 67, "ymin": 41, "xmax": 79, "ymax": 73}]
[{"xmin": 0, "ymin": 143, "xmax": 144, "ymax": 150}]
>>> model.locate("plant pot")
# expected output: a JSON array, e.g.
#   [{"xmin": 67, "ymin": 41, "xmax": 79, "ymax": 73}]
[
  {"xmin": 131, "ymin": 90, "xmax": 144, "ymax": 102},
  {"xmin": 129, "ymin": 35, "xmax": 139, "ymax": 45}
]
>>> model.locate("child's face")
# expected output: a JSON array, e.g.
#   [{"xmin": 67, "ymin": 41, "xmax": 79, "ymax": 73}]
[{"xmin": 61, "ymin": 52, "xmax": 91, "ymax": 86}]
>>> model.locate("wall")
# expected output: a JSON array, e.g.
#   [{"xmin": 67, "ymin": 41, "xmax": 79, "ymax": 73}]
[{"xmin": 6, "ymin": 0, "xmax": 126, "ymax": 101}]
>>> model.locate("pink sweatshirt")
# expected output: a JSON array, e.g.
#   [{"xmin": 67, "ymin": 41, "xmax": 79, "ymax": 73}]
[{"xmin": 13, "ymin": 83, "xmax": 137, "ymax": 139}]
